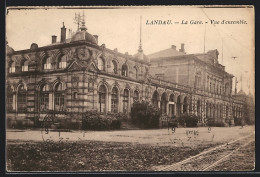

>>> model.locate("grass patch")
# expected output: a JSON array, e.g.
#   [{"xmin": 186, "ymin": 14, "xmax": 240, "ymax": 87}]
[{"xmin": 6, "ymin": 140, "xmax": 221, "ymax": 172}]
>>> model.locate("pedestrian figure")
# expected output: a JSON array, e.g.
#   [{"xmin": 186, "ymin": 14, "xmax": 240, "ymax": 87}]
[{"xmin": 229, "ymin": 119, "xmax": 231, "ymax": 127}]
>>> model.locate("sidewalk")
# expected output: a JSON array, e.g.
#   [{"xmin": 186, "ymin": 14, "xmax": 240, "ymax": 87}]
[{"xmin": 6, "ymin": 126, "xmax": 254, "ymax": 147}]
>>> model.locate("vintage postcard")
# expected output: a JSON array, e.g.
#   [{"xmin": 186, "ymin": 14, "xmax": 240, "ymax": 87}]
[{"xmin": 6, "ymin": 6, "xmax": 255, "ymax": 172}]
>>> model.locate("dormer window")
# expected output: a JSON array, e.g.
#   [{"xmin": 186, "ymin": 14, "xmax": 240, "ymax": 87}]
[
  {"xmin": 58, "ymin": 55, "xmax": 67, "ymax": 69},
  {"xmin": 195, "ymin": 75, "xmax": 201, "ymax": 88},
  {"xmin": 9, "ymin": 61, "xmax": 15, "ymax": 73},
  {"xmin": 98, "ymin": 56, "xmax": 105, "ymax": 71},
  {"xmin": 111, "ymin": 60, "xmax": 117, "ymax": 74},
  {"xmin": 22, "ymin": 60, "xmax": 29, "ymax": 72},
  {"xmin": 225, "ymin": 83, "xmax": 229, "ymax": 95},
  {"xmin": 122, "ymin": 63, "xmax": 128, "ymax": 77},
  {"xmin": 43, "ymin": 57, "xmax": 51, "ymax": 70}
]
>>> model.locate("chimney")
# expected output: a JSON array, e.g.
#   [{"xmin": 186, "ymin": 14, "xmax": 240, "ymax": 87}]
[
  {"xmin": 179, "ymin": 43, "xmax": 185, "ymax": 53},
  {"xmin": 101, "ymin": 44, "xmax": 106, "ymax": 49},
  {"xmin": 171, "ymin": 45, "xmax": 176, "ymax": 50},
  {"xmin": 52, "ymin": 35, "xmax": 57, "ymax": 44},
  {"xmin": 60, "ymin": 22, "xmax": 66, "ymax": 43},
  {"xmin": 93, "ymin": 35, "xmax": 98, "ymax": 44}
]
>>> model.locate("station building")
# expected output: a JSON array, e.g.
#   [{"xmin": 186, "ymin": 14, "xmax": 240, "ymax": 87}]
[{"xmin": 6, "ymin": 18, "xmax": 246, "ymax": 127}]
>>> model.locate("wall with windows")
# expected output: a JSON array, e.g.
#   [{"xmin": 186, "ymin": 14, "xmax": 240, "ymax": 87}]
[{"xmin": 6, "ymin": 42, "xmax": 244, "ymax": 127}]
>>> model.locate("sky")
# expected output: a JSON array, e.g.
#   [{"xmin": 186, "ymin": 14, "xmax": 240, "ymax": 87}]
[{"xmin": 6, "ymin": 6, "xmax": 254, "ymax": 96}]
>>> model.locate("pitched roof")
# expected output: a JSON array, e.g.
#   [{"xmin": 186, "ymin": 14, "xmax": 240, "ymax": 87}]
[{"xmin": 148, "ymin": 47, "xmax": 185, "ymax": 61}]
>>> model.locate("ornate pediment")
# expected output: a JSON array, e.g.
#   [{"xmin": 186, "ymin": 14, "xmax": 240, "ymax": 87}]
[
  {"xmin": 67, "ymin": 61, "xmax": 81, "ymax": 71},
  {"xmin": 87, "ymin": 62, "xmax": 99, "ymax": 72}
]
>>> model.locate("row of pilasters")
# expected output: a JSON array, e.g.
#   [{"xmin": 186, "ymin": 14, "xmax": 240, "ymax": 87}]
[{"xmin": 156, "ymin": 99, "xmax": 190, "ymax": 117}]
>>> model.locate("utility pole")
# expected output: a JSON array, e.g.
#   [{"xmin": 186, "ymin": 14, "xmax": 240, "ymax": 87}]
[{"xmin": 204, "ymin": 23, "xmax": 206, "ymax": 53}]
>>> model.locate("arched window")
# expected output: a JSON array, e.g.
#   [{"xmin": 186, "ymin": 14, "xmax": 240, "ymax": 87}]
[
  {"xmin": 195, "ymin": 73, "xmax": 201, "ymax": 88},
  {"xmin": 176, "ymin": 96, "xmax": 181, "ymax": 116},
  {"xmin": 98, "ymin": 85, "xmax": 106, "ymax": 112},
  {"xmin": 17, "ymin": 85, "xmax": 27, "ymax": 112},
  {"xmin": 145, "ymin": 87, "xmax": 149, "ymax": 100},
  {"xmin": 216, "ymin": 104, "xmax": 219, "ymax": 120},
  {"xmin": 133, "ymin": 90, "xmax": 139, "ymax": 102},
  {"xmin": 161, "ymin": 93, "xmax": 167, "ymax": 115},
  {"xmin": 54, "ymin": 83, "xmax": 65, "ymax": 111},
  {"xmin": 212, "ymin": 104, "xmax": 216, "ymax": 119},
  {"xmin": 169, "ymin": 94, "xmax": 175, "ymax": 117},
  {"xmin": 206, "ymin": 103, "xmax": 209, "ymax": 118},
  {"xmin": 152, "ymin": 91, "xmax": 159, "ymax": 108},
  {"xmin": 183, "ymin": 97, "xmax": 188, "ymax": 114},
  {"xmin": 98, "ymin": 56, "xmax": 105, "ymax": 71},
  {"xmin": 58, "ymin": 55, "xmax": 67, "ymax": 69},
  {"xmin": 220, "ymin": 104, "xmax": 223, "ymax": 118},
  {"xmin": 225, "ymin": 83, "xmax": 229, "ymax": 95},
  {"xmin": 197, "ymin": 100, "xmax": 201, "ymax": 117},
  {"xmin": 123, "ymin": 89, "xmax": 129, "ymax": 113},
  {"xmin": 22, "ymin": 60, "xmax": 29, "ymax": 72},
  {"xmin": 211, "ymin": 104, "xmax": 214, "ymax": 118},
  {"xmin": 134, "ymin": 66, "xmax": 138, "ymax": 79},
  {"xmin": 7, "ymin": 85, "xmax": 14, "ymax": 112},
  {"xmin": 43, "ymin": 57, "xmax": 51, "ymax": 70},
  {"xmin": 9, "ymin": 61, "xmax": 15, "ymax": 73},
  {"xmin": 111, "ymin": 60, "xmax": 117, "ymax": 74},
  {"xmin": 40, "ymin": 84, "xmax": 49, "ymax": 111},
  {"xmin": 111, "ymin": 87, "xmax": 118, "ymax": 113},
  {"xmin": 122, "ymin": 63, "xmax": 128, "ymax": 77},
  {"xmin": 226, "ymin": 106, "xmax": 229, "ymax": 118}
]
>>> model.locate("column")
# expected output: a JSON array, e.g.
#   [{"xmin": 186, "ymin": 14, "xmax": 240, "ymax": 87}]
[
  {"xmin": 93, "ymin": 86, "xmax": 98, "ymax": 110},
  {"xmin": 49, "ymin": 93, "xmax": 53, "ymax": 110},
  {"xmin": 119, "ymin": 94, "xmax": 123, "ymax": 113},
  {"xmin": 130, "ymin": 96, "xmax": 134, "ymax": 109},
  {"xmin": 169, "ymin": 104, "xmax": 172, "ymax": 117},
  {"xmin": 174, "ymin": 104, "xmax": 177, "ymax": 116},
  {"xmin": 180, "ymin": 104, "xmax": 183, "ymax": 114},
  {"xmin": 108, "ymin": 92, "xmax": 111, "ymax": 112},
  {"xmin": 13, "ymin": 94, "xmax": 16, "ymax": 111},
  {"xmin": 166, "ymin": 102, "xmax": 169, "ymax": 115}
]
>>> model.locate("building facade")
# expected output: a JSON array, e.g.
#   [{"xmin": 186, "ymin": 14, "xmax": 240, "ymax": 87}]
[{"xmin": 6, "ymin": 20, "xmax": 245, "ymax": 128}]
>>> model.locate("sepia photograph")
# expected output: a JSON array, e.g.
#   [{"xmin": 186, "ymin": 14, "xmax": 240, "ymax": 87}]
[{"xmin": 5, "ymin": 6, "xmax": 255, "ymax": 172}]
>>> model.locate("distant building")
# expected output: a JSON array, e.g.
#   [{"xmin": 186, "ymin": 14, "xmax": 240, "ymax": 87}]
[
  {"xmin": 232, "ymin": 90, "xmax": 255, "ymax": 125},
  {"xmin": 6, "ymin": 16, "xmax": 246, "ymax": 128},
  {"xmin": 149, "ymin": 43, "xmax": 245, "ymax": 125}
]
